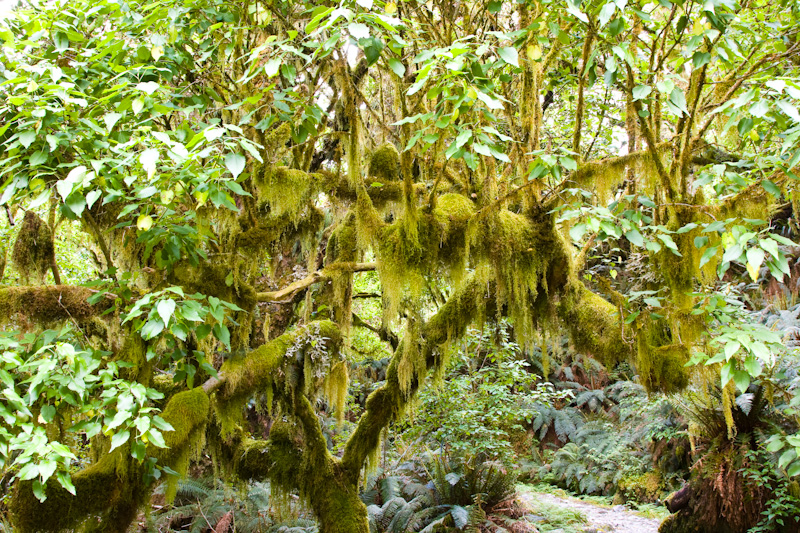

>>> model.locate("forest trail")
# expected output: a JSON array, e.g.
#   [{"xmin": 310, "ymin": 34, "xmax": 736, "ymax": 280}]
[{"xmin": 517, "ymin": 489, "xmax": 663, "ymax": 533}]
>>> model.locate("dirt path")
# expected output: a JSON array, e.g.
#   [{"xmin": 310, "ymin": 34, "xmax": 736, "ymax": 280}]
[{"xmin": 518, "ymin": 491, "xmax": 662, "ymax": 533}]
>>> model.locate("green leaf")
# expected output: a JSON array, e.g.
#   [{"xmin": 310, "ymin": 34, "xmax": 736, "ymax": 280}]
[
  {"xmin": 668, "ymin": 88, "xmax": 689, "ymax": 116},
  {"xmin": 625, "ymin": 229, "xmax": 644, "ymax": 247},
  {"xmin": 561, "ymin": 156, "xmax": 578, "ymax": 171},
  {"xmin": 387, "ymin": 57, "xmax": 405, "ymax": 77},
  {"xmin": 475, "ymin": 90, "xmax": 504, "ymax": 110},
  {"xmin": 733, "ymin": 370, "xmax": 750, "ymax": 393},
  {"xmin": 103, "ymin": 112, "xmax": 123, "ymax": 131},
  {"xmin": 497, "ymin": 46, "xmax": 519, "ymax": 67},
  {"xmin": 737, "ymin": 117, "xmax": 754, "ymax": 137},
  {"xmin": 692, "ymin": 51, "xmax": 711, "ymax": 68},
  {"xmin": 746, "ymin": 246, "xmax": 765, "ymax": 281},
  {"xmin": 264, "ymin": 58, "xmax": 281, "ymax": 77},
  {"xmin": 225, "ymin": 153, "xmax": 246, "ymax": 179},
  {"xmin": 761, "ymin": 180, "xmax": 781, "ymax": 198},
  {"xmin": 632, "ymin": 85, "xmax": 651, "ymax": 100},
  {"xmin": 348, "ymin": 22, "xmax": 370, "ymax": 39},
  {"xmin": 141, "ymin": 319, "xmax": 165, "ymax": 340},
  {"xmin": 569, "ymin": 223, "xmax": 587, "ymax": 241},
  {"xmin": 29, "ymin": 150, "xmax": 48, "ymax": 167},
  {"xmin": 19, "ymin": 130, "xmax": 36, "ymax": 149},
  {"xmin": 156, "ymin": 299, "xmax": 176, "ymax": 326},
  {"xmin": 109, "ymin": 430, "xmax": 130, "ymax": 451},
  {"xmin": 599, "ymin": 2, "xmax": 616, "ymax": 27}
]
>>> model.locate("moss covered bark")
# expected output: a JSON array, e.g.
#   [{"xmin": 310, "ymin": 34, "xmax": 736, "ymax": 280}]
[
  {"xmin": 0, "ymin": 285, "xmax": 111, "ymax": 324},
  {"xmin": 10, "ymin": 388, "xmax": 210, "ymax": 533}
]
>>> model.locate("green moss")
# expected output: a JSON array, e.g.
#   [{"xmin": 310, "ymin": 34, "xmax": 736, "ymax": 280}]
[
  {"xmin": 635, "ymin": 320, "xmax": 690, "ymax": 394},
  {"xmin": 617, "ymin": 471, "xmax": 663, "ymax": 503},
  {"xmin": 11, "ymin": 451, "xmax": 146, "ymax": 533},
  {"xmin": 367, "ymin": 144, "xmax": 400, "ymax": 182},
  {"xmin": 377, "ymin": 194, "xmax": 477, "ymax": 318},
  {"xmin": 789, "ymin": 481, "xmax": 800, "ymax": 499},
  {"xmin": 263, "ymin": 122, "xmax": 291, "ymax": 156},
  {"xmin": 150, "ymin": 374, "xmax": 185, "ymax": 406},
  {"xmin": 216, "ymin": 320, "xmax": 344, "ymax": 436},
  {"xmin": 12, "ymin": 211, "xmax": 55, "ymax": 283},
  {"xmin": 255, "ymin": 166, "xmax": 314, "ymax": 221},
  {"xmin": 152, "ymin": 387, "xmax": 211, "ymax": 502},
  {"xmin": 342, "ymin": 272, "xmax": 491, "ymax": 472},
  {"xmin": 0, "ymin": 285, "xmax": 109, "ymax": 325},
  {"xmin": 558, "ymin": 281, "xmax": 631, "ymax": 368}
]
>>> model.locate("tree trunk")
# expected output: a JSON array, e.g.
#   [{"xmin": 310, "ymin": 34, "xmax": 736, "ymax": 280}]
[{"xmin": 309, "ymin": 465, "xmax": 369, "ymax": 533}]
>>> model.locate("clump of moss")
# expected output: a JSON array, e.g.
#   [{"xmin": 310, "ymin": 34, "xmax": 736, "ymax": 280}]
[
  {"xmin": 558, "ymin": 281, "xmax": 631, "ymax": 369},
  {"xmin": 0, "ymin": 285, "xmax": 110, "ymax": 325},
  {"xmin": 635, "ymin": 319, "xmax": 690, "ymax": 394},
  {"xmin": 377, "ymin": 193, "xmax": 477, "ymax": 319},
  {"xmin": 253, "ymin": 165, "xmax": 314, "ymax": 223},
  {"xmin": 617, "ymin": 471, "xmax": 663, "ymax": 503},
  {"xmin": 152, "ymin": 387, "xmax": 210, "ymax": 502},
  {"xmin": 367, "ymin": 144, "xmax": 400, "ymax": 183},
  {"xmin": 12, "ymin": 210, "xmax": 55, "ymax": 283}
]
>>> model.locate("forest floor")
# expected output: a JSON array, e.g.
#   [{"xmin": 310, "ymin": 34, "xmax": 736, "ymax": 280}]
[{"xmin": 516, "ymin": 485, "xmax": 664, "ymax": 533}]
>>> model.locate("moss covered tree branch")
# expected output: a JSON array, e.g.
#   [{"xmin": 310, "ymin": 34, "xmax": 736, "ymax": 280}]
[{"xmin": 11, "ymin": 388, "xmax": 210, "ymax": 533}]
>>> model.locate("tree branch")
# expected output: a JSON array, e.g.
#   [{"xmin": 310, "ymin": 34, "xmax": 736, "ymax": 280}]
[{"xmin": 257, "ymin": 263, "xmax": 376, "ymax": 303}]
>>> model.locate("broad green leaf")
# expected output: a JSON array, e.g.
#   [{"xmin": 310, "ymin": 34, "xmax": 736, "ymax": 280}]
[
  {"xmin": 745, "ymin": 247, "xmax": 765, "ymax": 281},
  {"xmin": 632, "ymin": 85, "xmax": 651, "ymax": 100},
  {"xmin": 387, "ymin": 57, "xmax": 405, "ymax": 77},
  {"xmin": 109, "ymin": 430, "xmax": 130, "ymax": 451},
  {"xmin": 497, "ymin": 47, "xmax": 519, "ymax": 67},
  {"xmin": 156, "ymin": 299, "xmax": 176, "ymax": 326},
  {"xmin": 19, "ymin": 130, "xmax": 36, "ymax": 148},
  {"xmin": 625, "ymin": 229, "xmax": 644, "ymax": 247},
  {"xmin": 225, "ymin": 153, "xmax": 246, "ymax": 179}
]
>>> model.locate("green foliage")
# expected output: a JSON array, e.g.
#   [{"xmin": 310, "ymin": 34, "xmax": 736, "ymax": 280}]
[
  {"xmin": 152, "ymin": 477, "xmax": 276, "ymax": 533},
  {"xmin": 0, "ymin": 327, "xmax": 171, "ymax": 501},
  {"xmin": 404, "ymin": 324, "xmax": 560, "ymax": 463},
  {"xmin": 361, "ymin": 452, "xmax": 515, "ymax": 533}
]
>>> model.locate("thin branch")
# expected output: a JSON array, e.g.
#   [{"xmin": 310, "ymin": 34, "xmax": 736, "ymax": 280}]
[{"xmin": 256, "ymin": 262, "xmax": 377, "ymax": 302}]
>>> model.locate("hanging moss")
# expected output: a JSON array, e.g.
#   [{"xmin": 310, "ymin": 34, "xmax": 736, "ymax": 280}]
[
  {"xmin": 215, "ymin": 320, "xmax": 345, "ymax": 437},
  {"xmin": 0, "ymin": 243, "xmax": 6, "ymax": 280},
  {"xmin": 718, "ymin": 181, "xmax": 777, "ymax": 221},
  {"xmin": 558, "ymin": 281, "xmax": 631, "ymax": 369},
  {"xmin": 367, "ymin": 144, "xmax": 400, "ymax": 182},
  {"xmin": 12, "ymin": 211, "xmax": 55, "ymax": 283},
  {"xmin": 377, "ymin": 193, "xmax": 477, "ymax": 319},
  {"xmin": 342, "ymin": 272, "xmax": 493, "ymax": 473},
  {"xmin": 633, "ymin": 315, "xmax": 690, "ymax": 394},
  {"xmin": 152, "ymin": 387, "xmax": 211, "ymax": 502},
  {"xmin": 252, "ymin": 165, "xmax": 315, "ymax": 223},
  {"xmin": 263, "ymin": 122, "xmax": 292, "ymax": 158}
]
